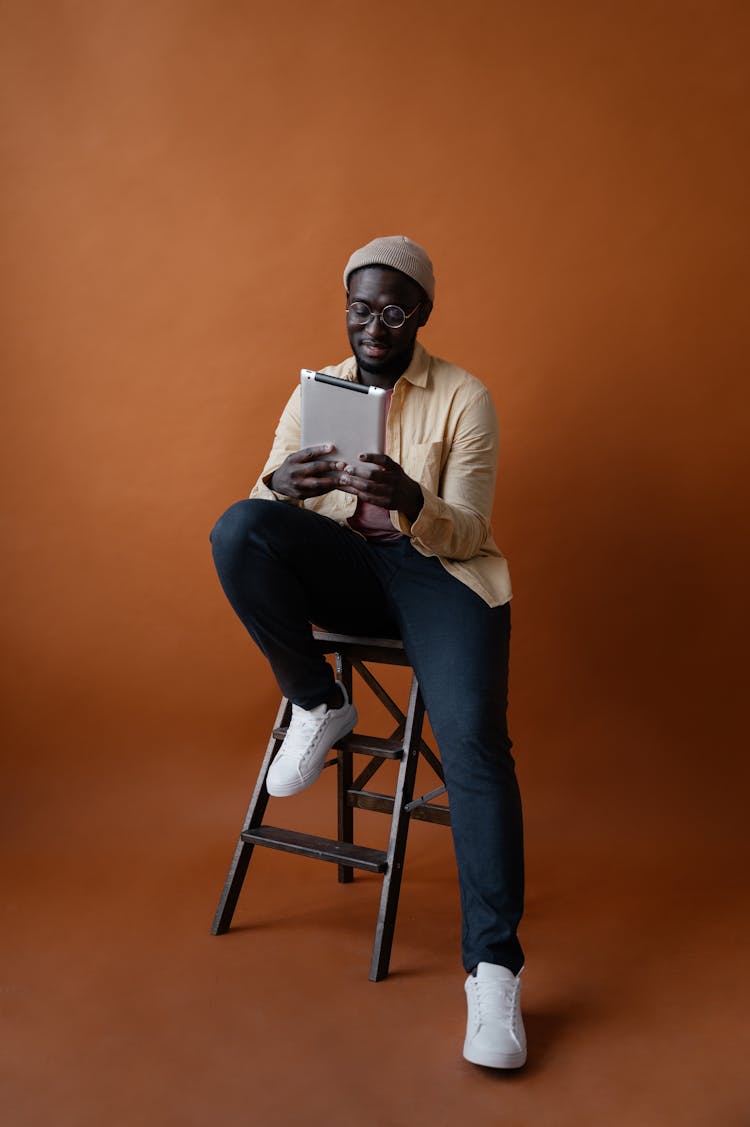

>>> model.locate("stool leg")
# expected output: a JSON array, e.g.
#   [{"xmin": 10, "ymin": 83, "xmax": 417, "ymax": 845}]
[
  {"xmin": 211, "ymin": 696, "xmax": 292, "ymax": 934},
  {"xmin": 337, "ymin": 652, "xmax": 355, "ymax": 883},
  {"xmin": 369, "ymin": 676, "xmax": 425, "ymax": 981}
]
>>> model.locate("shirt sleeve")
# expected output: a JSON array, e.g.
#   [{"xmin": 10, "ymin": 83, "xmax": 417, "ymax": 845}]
[
  {"xmin": 249, "ymin": 385, "xmax": 303, "ymax": 503},
  {"xmin": 398, "ymin": 388, "xmax": 499, "ymax": 561}
]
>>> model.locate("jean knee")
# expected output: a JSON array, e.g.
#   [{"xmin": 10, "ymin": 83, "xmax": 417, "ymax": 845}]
[{"xmin": 210, "ymin": 498, "xmax": 272, "ymax": 549}]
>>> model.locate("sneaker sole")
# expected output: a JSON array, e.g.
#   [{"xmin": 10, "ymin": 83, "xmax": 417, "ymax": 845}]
[
  {"xmin": 266, "ymin": 763, "xmax": 326, "ymax": 798},
  {"xmin": 463, "ymin": 1041, "xmax": 527, "ymax": 1069}
]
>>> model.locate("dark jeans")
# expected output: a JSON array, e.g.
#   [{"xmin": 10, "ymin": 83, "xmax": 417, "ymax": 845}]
[{"xmin": 210, "ymin": 498, "xmax": 524, "ymax": 974}]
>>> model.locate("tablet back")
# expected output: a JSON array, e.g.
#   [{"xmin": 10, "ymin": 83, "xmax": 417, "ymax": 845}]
[{"xmin": 300, "ymin": 369, "xmax": 387, "ymax": 467}]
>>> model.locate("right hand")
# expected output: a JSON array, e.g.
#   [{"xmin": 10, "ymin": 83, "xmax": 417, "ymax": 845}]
[{"xmin": 268, "ymin": 445, "xmax": 345, "ymax": 499}]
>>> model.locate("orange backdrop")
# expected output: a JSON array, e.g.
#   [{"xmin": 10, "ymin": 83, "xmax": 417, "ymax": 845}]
[
  {"xmin": 3, "ymin": 1, "xmax": 747, "ymax": 813},
  {"xmin": 1, "ymin": 4, "xmax": 749, "ymax": 1119}
]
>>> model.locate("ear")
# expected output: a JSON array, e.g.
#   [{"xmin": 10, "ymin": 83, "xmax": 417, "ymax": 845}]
[{"xmin": 418, "ymin": 302, "xmax": 432, "ymax": 328}]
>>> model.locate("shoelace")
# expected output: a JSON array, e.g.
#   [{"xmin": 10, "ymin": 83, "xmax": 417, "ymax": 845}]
[
  {"xmin": 282, "ymin": 706, "xmax": 329, "ymax": 763},
  {"xmin": 471, "ymin": 976, "xmax": 521, "ymax": 1035}
]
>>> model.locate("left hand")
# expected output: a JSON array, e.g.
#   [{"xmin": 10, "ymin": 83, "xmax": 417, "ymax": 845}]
[{"xmin": 338, "ymin": 453, "xmax": 424, "ymax": 523}]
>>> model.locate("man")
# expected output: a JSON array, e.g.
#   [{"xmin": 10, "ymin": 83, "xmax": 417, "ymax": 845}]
[{"xmin": 210, "ymin": 236, "xmax": 526, "ymax": 1069}]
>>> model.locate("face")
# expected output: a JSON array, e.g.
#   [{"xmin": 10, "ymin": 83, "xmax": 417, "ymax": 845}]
[{"xmin": 346, "ymin": 266, "xmax": 431, "ymax": 386}]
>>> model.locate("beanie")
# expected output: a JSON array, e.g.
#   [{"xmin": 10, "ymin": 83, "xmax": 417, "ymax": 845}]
[{"xmin": 343, "ymin": 236, "xmax": 435, "ymax": 304}]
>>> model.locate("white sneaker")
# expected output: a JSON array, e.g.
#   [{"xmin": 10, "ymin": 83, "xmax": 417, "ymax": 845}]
[
  {"xmin": 463, "ymin": 963, "xmax": 527, "ymax": 1069},
  {"xmin": 266, "ymin": 681, "xmax": 358, "ymax": 798}
]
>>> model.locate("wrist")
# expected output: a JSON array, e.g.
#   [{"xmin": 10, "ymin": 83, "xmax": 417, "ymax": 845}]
[
  {"xmin": 401, "ymin": 480, "xmax": 424, "ymax": 523},
  {"xmin": 267, "ymin": 469, "xmax": 289, "ymax": 496}
]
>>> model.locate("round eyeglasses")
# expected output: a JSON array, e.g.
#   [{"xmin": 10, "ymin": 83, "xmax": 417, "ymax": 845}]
[{"xmin": 345, "ymin": 301, "xmax": 421, "ymax": 330}]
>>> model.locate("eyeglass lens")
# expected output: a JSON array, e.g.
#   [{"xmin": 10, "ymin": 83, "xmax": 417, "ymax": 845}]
[{"xmin": 347, "ymin": 302, "xmax": 409, "ymax": 329}]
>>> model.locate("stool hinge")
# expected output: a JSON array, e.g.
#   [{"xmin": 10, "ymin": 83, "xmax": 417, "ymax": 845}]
[{"xmin": 404, "ymin": 784, "xmax": 448, "ymax": 812}]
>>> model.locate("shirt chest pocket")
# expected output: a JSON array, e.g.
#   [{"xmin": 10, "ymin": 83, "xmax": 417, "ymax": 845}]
[{"xmin": 400, "ymin": 440, "xmax": 443, "ymax": 490}]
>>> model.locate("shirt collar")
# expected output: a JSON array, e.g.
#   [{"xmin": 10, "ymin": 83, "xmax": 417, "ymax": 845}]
[{"xmin": 399, "ymin": 341, "xmax": 430, "ymax": 387}]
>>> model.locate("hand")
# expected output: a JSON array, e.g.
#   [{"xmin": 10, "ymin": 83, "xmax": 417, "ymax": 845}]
[
  {"xmin": 269, "ymin": 445, "xmax": 345, "ymax": 499},
  {"xmin": 338, "ymin": 454, "xmax": 424, "ymax": 523}
]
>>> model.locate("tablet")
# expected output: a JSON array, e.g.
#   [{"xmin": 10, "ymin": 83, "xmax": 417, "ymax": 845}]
[{"xmin": 300, "ymin": 369, "xmax": 387, "ymax": 468}]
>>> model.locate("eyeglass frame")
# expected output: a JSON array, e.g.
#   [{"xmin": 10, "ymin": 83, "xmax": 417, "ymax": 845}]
[{"xmin": 345, "ymin": 300, "xmax": 422, "ymax": 330}]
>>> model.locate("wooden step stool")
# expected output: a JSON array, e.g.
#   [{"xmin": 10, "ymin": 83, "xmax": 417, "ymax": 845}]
[{"xmin": 211, "ymin": 630, "xmax": 450, "ymax": 981}]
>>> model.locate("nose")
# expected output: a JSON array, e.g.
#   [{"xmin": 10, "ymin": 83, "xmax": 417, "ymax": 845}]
[{"xmin": 365, "ymin": 310, "xmax": 387, "ymax": 338}]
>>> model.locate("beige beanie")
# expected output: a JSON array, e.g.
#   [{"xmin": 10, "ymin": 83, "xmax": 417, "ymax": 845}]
[{"xmin": 343, "ymin": 236, "xmax": 435, "ymax": 304}]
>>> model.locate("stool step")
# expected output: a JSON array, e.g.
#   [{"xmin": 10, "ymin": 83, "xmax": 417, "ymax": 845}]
[
  {"xmin": 241, "ymin": 826, "xmax": 389, "ymax": 873},
  {"xmin": 271, "ymin": 729, "xmax": 403, "ymax": 759},
  {"xmin": 347, "ymin": 789, "xmax": 452, "ymax": 826}
]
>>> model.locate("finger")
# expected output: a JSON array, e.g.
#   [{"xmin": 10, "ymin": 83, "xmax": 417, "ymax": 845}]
[
  {"xmin": 352, "ymin": 490, "xmax": 392, "ymax": 508},
  {"xmin": 297, "ymin": 459, "xmax": 341, "ymax": 478},
  {"xmin": 293, "ymin": 476, "xmax": 343, "ymax": 496},
  {"xmin": 341, "ymin": 462, "xmax": 387, "ymax": 481},
  {"xmin": 299, "ymin": 476, "xmax": 341, "ymax": 490},
  {"xmin": 340, "ymin": 478, "xmax": 391, "ymax": 504},
  {"xmin": 339, "ymin": 470, "xmax": 380, "ymax": 489},
  {"xmin": 335, "ymin": 480, "xmax": 359, "ymax": 496},
  {"xmin": 296, "ymin": 444, "xmax": 335, "ymax": 461},
  {"xmin": 357, "ymin": 452, "xmax": 392, "ymax": 467}
]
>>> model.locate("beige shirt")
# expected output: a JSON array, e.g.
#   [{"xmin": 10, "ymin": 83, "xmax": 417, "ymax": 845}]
[{"xmin": 251, "ymin": 342, "xmax": 512, "ymax": 607}]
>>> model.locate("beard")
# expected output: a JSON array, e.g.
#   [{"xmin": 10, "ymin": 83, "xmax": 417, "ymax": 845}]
[{"xmin": 352, "ymin": 339, "xmax": 415, "ymax": 382}]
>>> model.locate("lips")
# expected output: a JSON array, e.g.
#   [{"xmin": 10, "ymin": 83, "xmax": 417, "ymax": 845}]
[{"xmin": 361, "ymin": 340, "xmax": 389, "ymax": 357}]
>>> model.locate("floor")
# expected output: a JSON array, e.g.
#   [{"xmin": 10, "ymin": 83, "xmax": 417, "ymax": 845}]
[{"xmin": 3, "ymin": 703, "xmax": 748, "ymax": 1127}]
